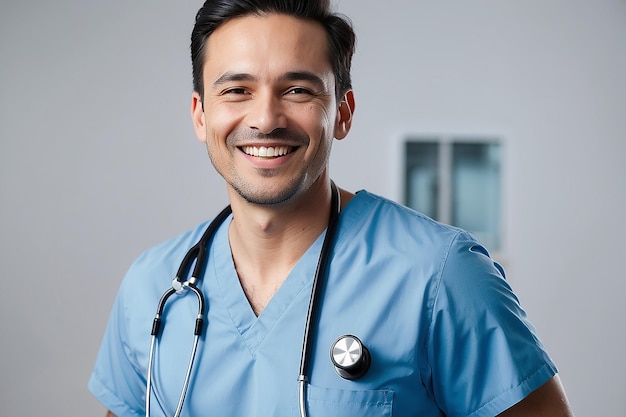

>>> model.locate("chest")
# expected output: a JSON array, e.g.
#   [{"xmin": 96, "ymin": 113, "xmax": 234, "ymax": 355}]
[{"xmin": 144, "ymin": 248, "xmax": 437, "ymax": 417}]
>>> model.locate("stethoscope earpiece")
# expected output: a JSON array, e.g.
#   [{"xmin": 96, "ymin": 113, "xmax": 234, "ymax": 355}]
[{"xmin": 330, "ymin": 335, "xmax": 371, "ymax": 380}]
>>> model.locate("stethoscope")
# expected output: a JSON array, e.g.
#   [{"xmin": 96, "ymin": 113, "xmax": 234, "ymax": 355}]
[{"xmin": 146, "ymin": 182, "xmax": 371, "ymax": 417}]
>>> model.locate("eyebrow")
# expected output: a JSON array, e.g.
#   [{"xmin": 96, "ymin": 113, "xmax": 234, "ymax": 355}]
[
  {"xmin": 279, "ymin": 71, "xmax": 326, "ymax": 91},
  {"xmin": 212, "ymin": 71, "xmax": 327, "ymax": 91},
  {"xmin": 213, "ymin": 72, "xmax": 256, "ymax": 87}
]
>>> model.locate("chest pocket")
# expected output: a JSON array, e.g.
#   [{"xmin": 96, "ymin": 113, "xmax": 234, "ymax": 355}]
[{"xmin": 300, "ymin": 384, "xmax": 394, "ymax": 417}]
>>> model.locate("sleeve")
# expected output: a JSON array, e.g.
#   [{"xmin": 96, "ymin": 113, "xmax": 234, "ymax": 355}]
[
  {"xmin": 426, "ymin": 231, "xmax": 558, "ymax": 417},
  {"xmin": 88, "ymin": 278, "xmax": 146, "ymax": 417}
]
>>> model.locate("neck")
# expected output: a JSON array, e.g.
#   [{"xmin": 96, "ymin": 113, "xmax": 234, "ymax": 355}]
[
  {"xmin": 228, "ymin": 180, "xmax": 332, "ymax": 274},
  {"xmin": 226, "ymin": 179, "xmax": 352, "ymax": 315}
]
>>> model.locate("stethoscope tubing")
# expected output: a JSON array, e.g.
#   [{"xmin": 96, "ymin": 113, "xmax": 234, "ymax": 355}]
[
  {"xmin": 146, "ymin": 206, "xmax": 232, "ymax": 417},
  {"xmin": 146, "ymin": 284, "xmax": 206, "ymax": 417},
  {"xmin": 146, "ymin": 184, "xmax": 340, "ymax": 417},
  {"xmin": 297, "ymin": 182, "xmax": 340, "ymax": 417}
]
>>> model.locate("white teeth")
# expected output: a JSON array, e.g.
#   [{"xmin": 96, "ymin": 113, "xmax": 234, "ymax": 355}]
[{"xmin": 242, "ymin": 146, "xmax": 292, "ymax": 158}]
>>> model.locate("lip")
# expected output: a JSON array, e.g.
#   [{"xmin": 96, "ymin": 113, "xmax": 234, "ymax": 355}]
[
  {"xmin": 240, "ymin": 145, "xmax": 294, "ymax": 158},
  {"xmin": 237, "ymin": 143, "xmax": 300, "ymax": 169}
]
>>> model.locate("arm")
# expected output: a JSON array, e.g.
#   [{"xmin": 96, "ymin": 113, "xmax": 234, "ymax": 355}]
[
  {"xmin": 498, "ymin": 375, "xmax": 574, "ymax": 416},
  {"xmin": 105, "ymin": 412, "xmax": 117, "ymax": 417}
]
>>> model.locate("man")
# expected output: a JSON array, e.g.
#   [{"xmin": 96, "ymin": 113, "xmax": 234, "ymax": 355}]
[{"xmin": 89, "ymin": 1, "xmax": 575, "ymax": 416}]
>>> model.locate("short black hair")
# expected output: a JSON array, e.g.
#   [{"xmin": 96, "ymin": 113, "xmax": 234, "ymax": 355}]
[{"xmin": 190, "ymin": 0, "xmax": 356, "ymax": 100}]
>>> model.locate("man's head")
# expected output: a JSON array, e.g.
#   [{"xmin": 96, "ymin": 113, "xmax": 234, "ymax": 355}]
[{"xmin": 190, "ymin": 0, "xmax": 356, "ymax": 101}]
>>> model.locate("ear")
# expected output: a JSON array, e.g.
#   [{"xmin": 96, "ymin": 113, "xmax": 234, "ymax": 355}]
[
  {"xmin": 334, "ymin": 90, "xmax": 355, "ymax": 140},
  {"xmin": 191, "ymin": 91, "xmax": 206, "ymax": 142}
]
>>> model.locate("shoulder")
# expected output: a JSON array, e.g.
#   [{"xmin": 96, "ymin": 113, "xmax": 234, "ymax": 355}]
[
  {"xmin": 340, "ymin": 190, "xmax": 470, "ymax": 254},
  {"xmin": 340, "ymin": 190, "xmax": 508, "ymax": 309},
  {"xmin": 333, "ymin": 190, "xmax": 489, "ymax": 302},
  {"xmin": 120, "ymin": 219, "xmax": 216, "ymax": 294}
]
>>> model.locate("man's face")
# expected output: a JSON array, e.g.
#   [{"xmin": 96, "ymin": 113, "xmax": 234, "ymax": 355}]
[{"xmin": 191, "ymin": 13, "xmax": 352, "ymax": 206}]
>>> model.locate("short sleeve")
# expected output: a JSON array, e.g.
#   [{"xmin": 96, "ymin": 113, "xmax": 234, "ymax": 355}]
[
  {"xmin": 427, "ymin": 231, "xmax": 557, "ymax": 417},
  {"xmin": 88, "ymin": 280, "xmax": 146, "ymax": 417}
]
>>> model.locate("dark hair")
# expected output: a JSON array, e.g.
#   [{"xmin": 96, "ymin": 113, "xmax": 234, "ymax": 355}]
[{"xmin": 190, "ymin": 0, "xmax": 356, "ymax": 100}]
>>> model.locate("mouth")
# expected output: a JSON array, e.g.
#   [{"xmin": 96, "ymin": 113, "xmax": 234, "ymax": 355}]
[{"xmin": 241, "ymin": 145, "xmax": 296, "ymax": 158}]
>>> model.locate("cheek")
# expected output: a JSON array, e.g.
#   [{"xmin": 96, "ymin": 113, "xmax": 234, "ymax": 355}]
[
  {"xmin": 203, "ymin": 106, "xmax": 242, "ymax": 140},
  {"xmin": 300, "ymin": 104, "xmax": 336, "ymax": 135}
]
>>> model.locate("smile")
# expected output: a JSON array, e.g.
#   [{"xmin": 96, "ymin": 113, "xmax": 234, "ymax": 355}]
[{"xmin": 241, "ymin": 145, "xmax": 294, "ymax": 158}]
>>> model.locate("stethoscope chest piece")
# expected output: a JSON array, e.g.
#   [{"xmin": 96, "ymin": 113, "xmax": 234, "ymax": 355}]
[{"xmin": 330, "ymin": 335, "xmax": 371, "ymax": 380}]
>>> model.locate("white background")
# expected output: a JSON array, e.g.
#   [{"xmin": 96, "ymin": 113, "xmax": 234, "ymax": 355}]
[{"xmin": 1, "ymin": 1, "xmax": 624, "ymax": 415}]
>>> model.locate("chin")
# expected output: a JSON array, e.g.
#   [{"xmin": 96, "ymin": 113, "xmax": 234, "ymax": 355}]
[{"xmin": 234, "ymin": 183, "xmax": 301, "ymax": 207}]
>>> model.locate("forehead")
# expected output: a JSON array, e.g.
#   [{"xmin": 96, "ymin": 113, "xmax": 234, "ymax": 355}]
[{"xmin": 204, "ymin": 13, "xmax": 333, "ymax": 77}]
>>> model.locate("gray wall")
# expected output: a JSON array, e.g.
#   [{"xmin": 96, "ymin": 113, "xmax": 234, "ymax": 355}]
[{"xmin": 1, "ymin": 1, "xmax": 624, "ymax": 415}]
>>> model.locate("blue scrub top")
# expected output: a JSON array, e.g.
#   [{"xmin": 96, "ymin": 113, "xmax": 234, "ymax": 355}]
[{"xmin": 89, "ymin": 191, "xmax": 557, "ymax": 417}]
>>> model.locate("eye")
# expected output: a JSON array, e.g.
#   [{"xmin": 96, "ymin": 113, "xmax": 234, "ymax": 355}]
[
  {"xmin": 286, "ymin": 87, "xmax": 313, "ymax": 96},
  {"xmin": 222, "ymin": 87, "xmax": 248, "ymax": 95},
  {"xmin": 284, "ymin": 87, "xmax": 318, "ymax": 103}
]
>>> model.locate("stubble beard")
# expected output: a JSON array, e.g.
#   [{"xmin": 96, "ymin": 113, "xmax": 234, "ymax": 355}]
[
  {"xmin": 206, "ymin": 127, "xmax": 322, "ymax": 207},
  {"xmin": 205, "ymin": 142, "xmax": 315, "ymax": 208},
  {"xmin": 230, "ymin": 172, "xmax": 304, "ymax": 206}
]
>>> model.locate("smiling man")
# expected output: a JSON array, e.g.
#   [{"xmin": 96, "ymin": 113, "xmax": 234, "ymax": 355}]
[{"xmin": 89, "ymin": 1, "xmax": 575, "ymax": 416}]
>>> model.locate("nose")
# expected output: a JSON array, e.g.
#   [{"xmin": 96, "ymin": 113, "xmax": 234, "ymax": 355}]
[{"xmin": 245, "ymin": 90, "xmax": 287, "ymax": 134}]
